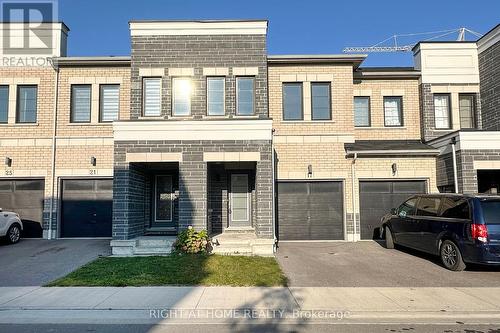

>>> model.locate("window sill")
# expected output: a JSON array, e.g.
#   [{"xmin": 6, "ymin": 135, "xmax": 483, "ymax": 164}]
[
  {"xmin": 67, "ymin": 122, "xmax": 112, "ymax": 126},
  {"xmin": 281, "ymin": 120, "xmax": 336, "ymax": 124},
  {"xmin": 355, "ymin": 126, "xmax": 407, "ymax": 130},
  {"xmin": 138, "ymin": 116, "xmax": 165, "ymax": 120},
  {"xmin": 231, "ymin": 115, "xmax": 260, "ymax": 119},
  {"xmin": 0, "ymin": 123, "xmax": 39, "ymax": 127}
]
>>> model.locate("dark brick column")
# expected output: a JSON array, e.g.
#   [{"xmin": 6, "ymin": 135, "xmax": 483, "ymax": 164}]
[
  {"xmin": 255, "ymin": 145, "xmax": 273, "ymax": 238},
  {"xmin": 178, "ymin": 151, "xmax": 207, "ymax": 231}
]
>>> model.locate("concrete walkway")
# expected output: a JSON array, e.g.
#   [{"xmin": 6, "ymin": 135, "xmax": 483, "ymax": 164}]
[{"xmin": 0, "ymin": 286, "xmax": 499, "ymax": 325}]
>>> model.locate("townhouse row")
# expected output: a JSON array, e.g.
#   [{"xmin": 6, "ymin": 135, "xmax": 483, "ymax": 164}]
[{"xmin": 0, "ymin": 21, "xmax": 498, "ymax": 255}]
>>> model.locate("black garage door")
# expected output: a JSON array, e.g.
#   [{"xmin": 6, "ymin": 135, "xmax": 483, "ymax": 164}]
[
  {"xmin": 0, "ymin": 179, "xmax": 44, "ymax": 238},
  {"xmin": 277, "ymin": 181, "xmax": 344, "ymax": 240},
  {"xmin": 61, "ymin": 179, "xmax": 113, "ymax": 238},
  {"xmin": 359, "ymin": 180, "xmax": 426, "ymax": 240}
]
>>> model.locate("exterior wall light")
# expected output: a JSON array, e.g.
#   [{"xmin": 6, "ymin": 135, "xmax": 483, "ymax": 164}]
[
  {"xmin": 391, "ymin": 163, "xmax": 397, "ymax": 176},
  {"xmin": 5, "ymin": 157, "xmax": 12, "ymax": 167},
  {"xmin": 308, "ymin": 164, "xmax": 313, "ymax": 177},
  {"xmin": 90, "ymin": 156, "xmax": 97, "ymax": 166}
]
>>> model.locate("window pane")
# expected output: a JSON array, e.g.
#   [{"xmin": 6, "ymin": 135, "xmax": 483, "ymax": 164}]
[
  {"xmin": 398, "ymin": 198, "xmax": 417, "ymax": 217},
  {"xmin": 71, "ymin": 85, "xmax": 91, "ymax": 123},
  {"xmin": 440, "ymin": 197, "xmax": 470, "ymax": 219},
  {"xmin": 434, "ymin": 94, "xmax": 450, "ymax": 129},
  {"xmin": 311, "ymin": 83, "xmax": 331, "ymax": 120},
  {"xmin": 0, "ymin": 86, "xmax": 8, "ymax": 123},
  {"xmin": 172, "ymin": 78, "xmax": 191, "ymax": 116},
  {"xmin": 17, "ymin": 86, "xmax": 37, "ymax": 123},
  {"xmin": 459, "ymin": 95, "xmax": 475, "ymax": 129},
  {"xmin": 282, "ymin": 83, "xmax": 302, "ymax": 120},
  {"xmin": 354, "ymin": 96, "xmax": 370, "ymax": 127},
  {"xmin": 237, "ymin": 77, "xmax": 254, "ymax": 115},
  {"xmin": 156, "ymin": 175, "xmax": 172, "ymax": 221},
  {"xmin": 100, "ymin": 85, "xmax": 120, "ymax": 122},
  {"xmin": 143, "ymin": 78, "xmax": 161, "ymax": 116},
  {"xmin": 207, "ymin": 77, "xmax": 225, "ymax": 116},
  {"xmin": 384, "ymin": 97, "xmax": 402, "ymax": 126},
  {"xmin": 417, "ymin": 197, "xmax": 441, "ymax": 217}
]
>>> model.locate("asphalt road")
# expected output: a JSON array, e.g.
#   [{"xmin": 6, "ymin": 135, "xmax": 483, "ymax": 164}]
[
  {"xmin": 276, "ymin": 241, "xmax": 500, "ymax": 287},
  {"xmin": 1, "ymin": 324, "xmax": 499, "ymax": 333},
  {"xmin": 0, "ymin": 239, "xmax": 110, "ymax": 286}
]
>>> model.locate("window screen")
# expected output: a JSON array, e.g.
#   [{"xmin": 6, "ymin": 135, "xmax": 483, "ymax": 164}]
[
  {"xmin": 354, "ymin": 96, "xmax": 370, "ymax": 127},
  {"xmin": 282, "ymin": 83, "xmax": 303, "ymax": 120},
  {"xmin": 100, "ymin": 85, "xmax": 120, "ymax": 122},
  {"xmin": 71, "ymin": 85, "xmax": 91, "ymax": 123},
  {"xmin": 384, "ymin": 96, "xmax": 402, "ymax": 126},
  {"xmin": 143, "ymin": 78, "xmax": 161, "ymax": 116}
]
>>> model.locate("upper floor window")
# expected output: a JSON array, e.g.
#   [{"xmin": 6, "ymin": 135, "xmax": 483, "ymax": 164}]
[
  {"xmin": 459, "ymin": 94, "xmax": 476, "ymax": 129},
  {"xmin": 70, "ymin": 85, "xmax": 91, "ymax": 123},
  {"xmin": 16, "ymin": 85, "xmax": 37, "ymax": 123},
  {"xmin": 207, "ymin": 77, "xmax": 225, "ymax": 116},
  {"xmin": 99, "ymin": 84, "xmax": 120, "ymax": 122},
  {"xmin": 383, "ymin": 96, "xmax": 403, "ymax": 127},
  {"xmin": 354, "ymin": 96, "xmax": 370, "ymax": 127},
  {"xmin": 172, "ymin": 78, "xmax": 191, "ymax": 116},
  {"xmin": 311, "ymin": 82, "xmax": 331, "ymax": 120},
  {"xmin": 143, "ymin": 78, "xmax": 161, "ymax": 117},
  {"xmin": 282, "ymin": 82, "xmax": 303, "ymax": 120},
  {"xmin": 434, "ymin": 94, "xmax": 451, "ymax": 129},
  {"xmin": 0, "ymin": 86, "xmax": 8, "ymax": 124},
  {"xmin": 236, "ymin": 77, "xmax": 255, "ymax": 116}
]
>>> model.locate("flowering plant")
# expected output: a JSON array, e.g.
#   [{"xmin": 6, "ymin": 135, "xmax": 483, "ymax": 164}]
[{"xmin": 174, "ymin": 226, "xmax": 211, "ymax": 254}]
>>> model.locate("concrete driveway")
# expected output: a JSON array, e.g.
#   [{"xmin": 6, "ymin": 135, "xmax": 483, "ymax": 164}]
[
  {"xmin": 276, "ymin": 241, "xmax": 500, "ymax": 287},
  {"xmin": 0, "ymin": 239, "xmax": 110, "ymax": 286}
]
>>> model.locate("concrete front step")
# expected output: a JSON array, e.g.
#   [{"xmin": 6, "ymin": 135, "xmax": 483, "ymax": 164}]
[
  {"xmin": 111, "ymin": 236, "xmax": 176, "ymax": 256},
  {"xmin": 133, "ymin": 247, "xmax": 172, "ymax": 256},
  {"xmin": 136, "ymin": 237, "xmax": 175, "ymax": 248}
]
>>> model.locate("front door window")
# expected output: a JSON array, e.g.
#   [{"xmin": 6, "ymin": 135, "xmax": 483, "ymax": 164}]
[
  {"xmin": 155, "ymin": 175, "xmax": 172, "ymax": 222},
  {"xmin": 230, "ymin": 174, "xmax": 250, "ymax": 227}
]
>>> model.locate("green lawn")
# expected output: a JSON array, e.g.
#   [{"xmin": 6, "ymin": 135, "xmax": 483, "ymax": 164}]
[{"xmin": 47, "ymin": 254, "xmax": 287, "ymax": 287}]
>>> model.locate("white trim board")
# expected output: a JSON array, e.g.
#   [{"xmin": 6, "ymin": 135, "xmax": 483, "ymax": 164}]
[{"xmin": 130, "ymin": 21, "xmax": 267, "ymax": 36}]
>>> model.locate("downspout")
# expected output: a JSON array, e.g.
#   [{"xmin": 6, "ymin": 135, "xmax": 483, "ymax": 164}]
[
  {"xmin": 271, "ymin": 128, "xmax": 277, "ymax": 252},
  {"xmin": 48, "ymin": 59, "xmax": 60, "ymax": 240},
  {"xmin": 351, "ymin": 153, "xmax": 358, "ymax": 242},
  {"xmin": 451, "ymin": 137, "xmax": 459, "ymax": 193}
]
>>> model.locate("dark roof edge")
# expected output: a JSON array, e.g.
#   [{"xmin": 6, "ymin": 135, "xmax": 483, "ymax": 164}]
[
  {"xmin": 54, "ymin": 56, "xmax": 131, "ymax": 67},
  {"xmin": 355, "ymin": 67, "xmax": 420, "ymax": 79},
  {"xmin": 267, "ymin": 54, "xmax": 367, "ymax": 67},
  {"xmin": 477, "ymin": 24, "xmax": 500, "ymax": 43}
]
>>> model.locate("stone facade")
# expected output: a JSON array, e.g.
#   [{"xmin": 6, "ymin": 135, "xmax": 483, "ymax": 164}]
[{"xmin": 479, "ymin": 40, "xmax": 500, "ymax": 130}]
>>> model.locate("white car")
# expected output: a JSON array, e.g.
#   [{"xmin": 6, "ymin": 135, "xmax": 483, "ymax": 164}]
[{"xmin": 0, "ymin": 209, "xmax": 23, "ymax": 244}]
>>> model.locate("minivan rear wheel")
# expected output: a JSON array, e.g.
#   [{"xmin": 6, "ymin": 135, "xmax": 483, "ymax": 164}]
[
  {"xmin": 384, "ymin": 226, "xmax": 394, "ymax": 249},
  {"xmin": 440, "ymin": 240, "xmax": 466, "ymax": 271}
]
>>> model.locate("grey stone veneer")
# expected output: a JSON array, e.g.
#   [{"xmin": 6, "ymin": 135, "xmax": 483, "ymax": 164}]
[
  {"xmin": 479, "ymin": 40, "xmax": 500, "ymax": 130},
  {"xmin": 130, "ymin": 34, "xmax": 268, "ymax": 119},
  {"xmin": 112, "ymin": 140, "xmax": 273, "ymax": 240},
  {"xmin": 436, "ymin": 149, "xmax": 500, "ymax": 194}
]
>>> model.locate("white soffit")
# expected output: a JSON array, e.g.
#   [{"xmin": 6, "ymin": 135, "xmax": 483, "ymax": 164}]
[
  {"xmin": 114, "ymin": 120, "xmax": 273, "ymax": 141},
  {"xmin": 477, "ymin": 25, "xmax": 500, "ymax": 53},
  {"xmin": 130, "ymin": 21, "xmax": 268, "ymax": 36}
]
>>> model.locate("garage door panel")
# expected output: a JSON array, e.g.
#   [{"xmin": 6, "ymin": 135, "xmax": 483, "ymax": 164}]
[
  {"xmin": 61, "ymin": 179, "xmax": 112, "ymax": 238},
  {"xmin": 360, "ymin": 180, "xmax": 426, "ymax": 240},
  {"xmin": 277, "ymin": 181, "xmax": 344, "ymax": 241},
  {"xmin": 0, "ymin": 179, "xmax": 44, "ymax": 238}
]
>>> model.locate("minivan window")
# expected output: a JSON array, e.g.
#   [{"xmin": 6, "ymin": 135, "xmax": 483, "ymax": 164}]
[
  {"xmin": 440, "ymin": 197, "xmax": 470, "ymax": 219},
  {"xmin": 480, "ymin": 200, "xmax": 500, "ymax": 225},
  {"xmin": 398, "ymin": 198, "xmax": 417, "ymax": 217},
  {"xmin": 417, "ymin": 197, "xmax": 441, "ymax": 217}
]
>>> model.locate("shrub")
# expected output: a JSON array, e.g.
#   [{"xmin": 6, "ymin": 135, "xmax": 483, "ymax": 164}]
[{"xmin": 174, "ymin": 226, "xmax": 211, "ymax": 254}]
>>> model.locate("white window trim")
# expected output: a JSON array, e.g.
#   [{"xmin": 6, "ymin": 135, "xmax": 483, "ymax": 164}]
[
  {"xmin": 143, "ymin": 77, "xmax": 162, "ymax": 117},
  {"xmin": 236, "ymin": 77, "xmax": 255, "ymax": 116},
  {"xmin": 172, "ymin": 77, "xmax": 192, "ymax": 116}
]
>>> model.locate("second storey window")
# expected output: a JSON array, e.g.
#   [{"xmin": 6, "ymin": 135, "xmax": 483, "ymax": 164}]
[
  {"xmin": 384, "ymin": 96, "xmax": 403, "ymax": 127},
  {"xmin": 207, "ymin": 77, "xmax": 225, "ymax": 116},
  {"xmin": 143, "ymin": 78, "xmax": 161, "ymax": 117},
  {"xmin": 172, "ymin": 78, "xmax": 191, "ymax": 116},
  {"xmin": 99, "ymin": 84, "xmax": 120, "ymax": 122},
  {"xmin": 311, "ymin": 82, "xmax": 331, "ymax": 120},
  {"xmin": 434, "ymin": 94, "xmax": 451, "ymax": 129},
  {"xmin": 70, "ymin": 85, "xmax": 91, "ymax": 123},
  {"xmin": 236, "ymin": 77, "xmax": 255, "ymax": 116},
  {"xmin": 459, "ymin": 94, "xmax": 476, "ymax": 129},
  {"xmin": 282, "ymin": 82, "xmax": 303, "ymax": 120},
  {"xmin": 17, "ymin": 85, "xmax": 37, "ymax": 123},
  {"xmin": 354, "ymin": 96, "xmax": 370, "ymax": 127},
  {"xmin": 0, "ymin": 86, "xmax": 8, "ymax": 123}
]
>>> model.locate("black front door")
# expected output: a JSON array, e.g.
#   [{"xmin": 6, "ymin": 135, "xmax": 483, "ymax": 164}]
[
  {"xmin": 61, "ymin": 179, "xmax": 112, "ymax": 237},
  {"xmin": 153, "ymin": 175, "xmax": 175, "ymax": 228}
]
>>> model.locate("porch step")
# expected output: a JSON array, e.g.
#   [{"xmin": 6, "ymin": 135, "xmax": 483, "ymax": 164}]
[
  {"xmin": 133, "ymin": 247, "xmax": 173, "ymax": 256},
  {"xmin": 111, "ymin": 236, "xmax": 176, "ymax": 256},
  {"xmin": 136, "ymin": 236, "xmax": 176, "ymax": 248}
]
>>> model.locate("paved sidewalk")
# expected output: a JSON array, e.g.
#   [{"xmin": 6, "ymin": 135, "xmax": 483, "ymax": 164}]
[{"xmin": 0, "ymin": 286, "xmax": 499, "ymax": 325}]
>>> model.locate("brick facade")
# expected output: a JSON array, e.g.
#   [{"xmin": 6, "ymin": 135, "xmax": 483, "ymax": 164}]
[{"xmin": 479, "ymin": 40, "xmax": 500, "ymax": 130}]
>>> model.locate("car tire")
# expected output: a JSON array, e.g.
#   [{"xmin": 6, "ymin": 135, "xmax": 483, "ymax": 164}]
[
  {"xmin": 6, "ymin": 223, "xmax": 21, "ymax": 244},
  {"xmin": 385, "ymin": 226, "xmax": 395, "ymax": 249},
  {"xmin": 440, "ymin": 240, "xmax": 466, "ymax": 271}
]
